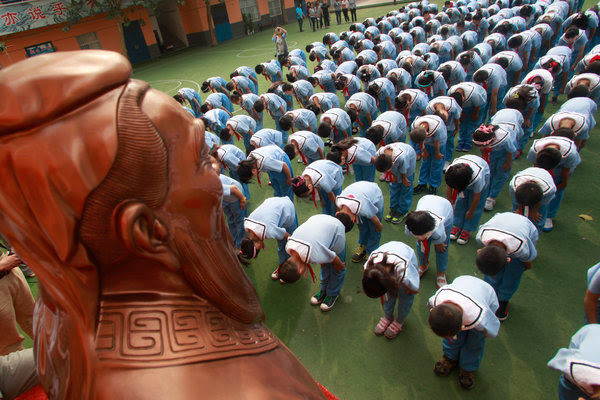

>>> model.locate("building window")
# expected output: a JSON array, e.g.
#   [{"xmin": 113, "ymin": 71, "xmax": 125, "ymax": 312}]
[
  {"xmin": 268, "ymin": 0, "xmax": 281, "ymax": 16},
  {"xmin": 77, "ymin": 32, "xmax": 102, "ymax": 50},
  {"xmin": 239, "ymin": 0, "xmax": 260, "ymax": 22}
]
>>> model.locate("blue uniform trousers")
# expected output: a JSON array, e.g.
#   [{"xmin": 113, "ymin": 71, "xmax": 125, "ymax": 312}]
[
  {"xmin": 511, "ymin": 200, "xmax": 549, "ymax": 234},
  {"xmin": 358, "ymin": 208, "xmax": 383, "ymax": 254},
  {"xmin": 416, "ymin": 225, "xmax": 451, "ymax": 273},
  {"xmin": 320, "ymin": 245, "xmax": 347, "ymax": 297},
  {"xmin": 547, "ymin": 188, "xmax": 565, "ymax": 219},
  {"xmin": 223, "ymin": 200, "xmax": 246, "ymax": 248},
  {"xmin": 558, "ymin": 375, "xmax": 588, "ymax": 400},
  {"xmin": 458, "ymin": 107, "xmax": 485, "ymax": 149},
  {"xmin": 268, "ymin": 155, "xmax": 294, "ymax": 201},
  {"xmin": 453, "ymin": 184, "xmax": 489, "ymax": 232},
  {"xmin": 320, "ymin": 185, "xmax": 342, "ymax": 216},
  {"xmin": 442, "ymin": 329, "xmax": 487, "ymax": 371},
  {"xmin": 354, "ymin": 163, "xmax": 376, "ymax": 182},
  {"xmin": 277, "ymin": 218, "xmax": 299, "ymax": 265},
  {"xmin": 417, "ymin": 144, "xmax": 446, "ymax": 188},
  {"xmin": 488, "ymin": 151, "xmax": 511, "ymax": 199},
  {"xmin": 484, "ymin": 258, "xmax": 526, "ymax": 302},
  {"xmin": 383, "ymin": 287, "xmax": 415, "ymax": 322},
  {"xmin": 389, "ymin": 174, "xmax": 414, "ymax": 214}
]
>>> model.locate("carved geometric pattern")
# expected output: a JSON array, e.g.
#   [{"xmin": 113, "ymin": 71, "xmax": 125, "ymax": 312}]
[{"xmin": 95, "ymin": 298, "xmax": 278, "ymax": 368}]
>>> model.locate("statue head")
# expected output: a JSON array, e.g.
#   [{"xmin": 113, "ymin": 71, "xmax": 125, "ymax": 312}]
[{"xmin": 0, "ymin": 50, "xmax": 263, "ymax": 397}]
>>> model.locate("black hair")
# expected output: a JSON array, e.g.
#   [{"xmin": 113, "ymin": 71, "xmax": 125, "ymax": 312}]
[
  {"xmin": 366, "ymin": 125, "xmax": 385, "ymax": 145},
  {"xmin": 305, "ymin": 104, "xmax": 320, "ymax": 116},
  {"xmin": 475, "ymin": 244, "xmax": 508, "ymax": 276},
  {"xmin": 472, "ymin": 69, "xmax": 490, "ymax": 84},
  {"xmin": 282, "ymin": 83, "xmax": 294, "ymax": 92},
  {"xmin": 346, "ymin": 108, "xmax": 358, "ymax": 123},
  {"xmin": 355, "ymin": 58, "xmax": 365, "ymax": 68},
  {"xmin": 173, "ymin": 94, "xmax": 183, "ymax": 104},
  {"xmin": 225, "ymin": 81, "xmax": 235, "ymax": 92},
  {"xmin": 200, "ymin": 117, "xmax": 211, "ymax": 129},
  {"xmin": 373, "ymin": 44, "xmax": 381, "ymax": 54},
  {"xmin": 472, "ymin": 124, "xmax": 498, "ymax": 146},
  {"xmin": 278, "ymin": 54, "xmax": 288, "ymax": 66},
  {"xmin": 417, "ymin": 71, "xmax": 435, "ymax": 87},
  {"xmin": 515, "ymin": 181, "xmax": 543, "ymax": 207},
  {"xmin": 567, "ymin": 84, "xmax": 590, "ymax": 99},
  {"xmin": 278, "ymin": 114, "xmax": 293, "ymax": 131},
  {"xmin": 219, "ymin": 128, "xmax": 232, "ymax": 142},
  {"xmin": 565, "ymin": 26, "xmax": 579, "ymax": 39},
  {"xmin": 458, "ymin": 51, "xmax": 473, "ymax": 66},
  {"xmin": 335, "ymin": 212, "xmax": 355, "ymax": 233},
  {"xmin": 230, "ymin": 71, "xmax": 239, "ymax": 78},
  {"xmin": 291, "ymin": 176, "xmax": 311, "ymax": 197},
  {"xmin": 283, "ymin": 143, "xmax": 296, "ymax": 160},
  {"xmin": 445, "ymin": 163, "xmax": 473, "ymax": 192},
  {"xmin": 541, "ymin": 59, "xmax": 562, "ymax": 75},
  {"xmin": 278, "ymin": 259, "xmax": 302, "ymax": 283},
  {"xmin": 428, "ymin": 303, "xmax": 463, "ymax": 337},
  {"xmin": 255, "ymin": 64, "xmax": 264, "ymax": 74},
  {"xmin": 253, "ymin": 99, "xmax": 265, "ymax": 113},
  {"xmin": 507, "ymin": 35, "xmax": 523, "ymax": 49},
  {"xmin": 494, "ymin": 57, "xmax": 509, "ymax": 69},
  {"xmin": 374, "ymin": 153, "xmax": 393, "ymax": 172},
  {"xmin": 551, "ymin": 127, "xmax": 575, "ymax": 140},
  {"xmin": 405, "ymin": 211, "xmax": 436, "ymax": 236},
  {"xmin": 586, "ymin": 61, "xmax": 600, "ymax": 75},
  {"xmin": 535, "ymin": 147, "xmax": 562, "ymax": 170},
  {"xmin": 240, "ymin": 238, "xmax": 260, "ymax": 259},
  {"xmin": 359, "ymin": 68, "xmax": 371, "ymax": 82},
  {"xmin": 401, "ymin": 62, "xmax": 413, "ymax": 76},
  {"xmin": 505, "ymin": 97, "xmax": 526, "ymax": 111},
  {"xmin": 433, "ymin": 109, "xmax": 448, "ymax": 123},
  {"xmin": 519, "ymin": 5, "xmax": 532, "ymax": 18},
  {"xmin": 306, "ymin": 77, "xmax": 317, "ymax": 86},
  {"xmin": 331, "ymin": 137, "xmax": 358, "ymax": 153},
  {"xmin": 317, "ymin": 121, "xmax": 332, "ymax": 138},
  {"xmin": 237, "ymin": 159, "xmax": 256, "ymax": 183},
  {"xmin": 409, "ymin": 126, "xmax": 427, "ymax": 143},
  {"xmin": 394, "ymin": 36, "xmax": 403, "ymax": 45},
  {"xmin": 334, "ymin": 80, "xmax": 346, "ymax": 90},
  {"xmin": 429, "ymin": 46, "xmax": 440, "ymax": 54},
  {"xmin": 440, "ymin": 26, "xmax": 449, "ymax": 36},
  {"xmin": 286, "ymin": 73, "xmax": 297, "ymax": 83},
  {"xmin": 572, "ymin": 13, "xmax": 589, "ymax": 30},
  {"xmin": 309, "ymin": 53, "xmax": 316, "ymax": 62},
  {"xmin": 395, "ymin": 94, "xmax": 410, "ymax": 111},
  {"xmin": 362, "ymin": 264, "xmax": 395, "ymax": 298},
  {"xmin": 449, "ymin": 91, "xmax": 463, "ymax": 106},
  {"xmin": 306, "ymin": 44, "xmax": 314, "ymax": 52},
  {"xmin": 201, "ymin": 81, "xmax": 210, "ymax": 93},
  {"xmin": 200, "ymin": 104, "xmax": 210, "ymax": 114},
  {"xmin": 245, "ymin": 144, "xmax": 255, "ymax": 156},
  {"xmin": 322, "ymin": 34, "xmax": 331, "ymax": 45},
  {"xmin": 326, "ymin": 150, "xmax": 343, "ymax": 165},
  {"xmin": 230, "ymin": 91, "xmax": 241, "ymax": 103},
  {"xmin": 438, "ymin": 64, "xmax": 451, "ymax": 81}
]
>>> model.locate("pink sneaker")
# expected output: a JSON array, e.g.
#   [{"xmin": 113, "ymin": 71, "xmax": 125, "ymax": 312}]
[{"xmin": 374, "ymin": 317, "xmax": 392, "ymax": 336}]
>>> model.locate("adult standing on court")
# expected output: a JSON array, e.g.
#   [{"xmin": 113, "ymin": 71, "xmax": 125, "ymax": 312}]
[
  {"xmin": 296, "ymin": 4, "xmax": 304, "ymax": 32},
  {"xmin": 341, "ymin": 0, "xmax": 349, "ymax": 23},
  {"xmin": 273, "ymin": 27, "xmax": 288, "ymax": 59},
  {"xmin": 348, "ymin": 0, "xmax": 357, "ymax": 22},
  {"xmin": 334, "ymin": 0, "xmax": 342, "ymax": 24},
  {"xmin": 321, "ymin": 0, "xmax": 330, "ymax": 28}
]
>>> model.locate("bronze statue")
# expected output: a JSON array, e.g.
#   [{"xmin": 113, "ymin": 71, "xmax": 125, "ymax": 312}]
[{"xmin": 0, "ymin": 50, "xmax": 326, "ymax": 399}]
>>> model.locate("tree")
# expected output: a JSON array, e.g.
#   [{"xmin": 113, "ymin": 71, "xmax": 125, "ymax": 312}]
[
  {"xmin": 280, "ymin": 0, "xmax": 288, "ymax": 24},
  {"xmin": 204, "ymin": 0, "xmax": 224, "ymax": 47}
]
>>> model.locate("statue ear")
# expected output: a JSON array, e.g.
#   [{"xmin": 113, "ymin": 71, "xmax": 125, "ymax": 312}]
[{"xmin": 115, "ymin": 201, "xmax": 180, "ymax": 271}]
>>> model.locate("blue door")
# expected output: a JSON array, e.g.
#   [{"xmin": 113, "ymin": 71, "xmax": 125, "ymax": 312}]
[
  {"xmin": 211, "ymin": 3, "xmax": 232, "ymax": 42},
  {"xmin": 123, "ymin": 20, "xmax": 151, "ymax": 64}
]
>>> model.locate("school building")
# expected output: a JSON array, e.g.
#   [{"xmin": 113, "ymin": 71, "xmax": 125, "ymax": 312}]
[{"xmin": 0, "ymin": 0, "xmax": 296, "ymax": 67}]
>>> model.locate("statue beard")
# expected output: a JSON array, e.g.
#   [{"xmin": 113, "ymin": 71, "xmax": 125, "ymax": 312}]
[{"xmin": 172, "ymin": 221, "xmax": 264, "ymax": 325}]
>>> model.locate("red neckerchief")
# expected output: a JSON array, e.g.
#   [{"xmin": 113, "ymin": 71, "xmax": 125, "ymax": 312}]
[
  {"xmin": 590, "ymin": 54, "xmax": 600, "ymax": 63},
  {"xmin": 307, "ymin": 264, "xmax": 316, "ymax": 283},
  {"xmin": 450, "ymin": 188, "xmax": 459, "ymax": 205},
  {"xmin": 256, "ymin": 172, "xmax": 262, "ymax": 188},
  {"xmin": 481, "ymin": 147, "xmax": 491, "ymax": 163},
  {"xmin": 380, "ymin": 296, "xmax": 385, "ymax": 307},
  {"xmin": 291, "ymin": 126, "xmax": 295, "ymax": 133},
  {"xmin": 402, "ymin": 108, "xmax": 409, "ymax": 120},
  {"xmin": 463, "ymin": 65, "xmax": 468, "ymax": 73},
  {"xmin": 232, "ymin": 130, "xmax": 242, "ymax": 141},
  {"xmin": 420, "ymin": 239, "xmax": 430, "ymax": 266},
  {"xmin": 298, "ymin": 149, "xmax": 308, "ymax": 164},
  {"xmin": 548, "ymin": 169, "xmax": 554, "ymax": 178},
  {"xmin": 418, "ymin": 142, "xmax": 423, "ymax": 153},
  {"xmin": 384, "ymin": 171, "xmax": 393, "ymax": 181},
  {"xmin": 211, "ymin": 88, "xmax": 215, "ymax": 93},
  {"xmin": 379, "ymin": 139, "xmax": 385, "ymax": 148},
  {"xmin": 319, "ymin": 84, "xmax": 325, "ymax": 91},
  {"xmin": 333, "ymin": 126, "xmax": 340, "ymax": 141},
  {"xmin": 343, "ymin": 86, "xmax": 350, "ymax": 97},
  {"xmin": 263, "ymin": 71, "xmax": 269, "ymax": 81},
  {"xmin": 568, "ymin": 41, "xmax": 573, "ymax": 49},
  {"xmin": 482, "ymin": 81, "xmax": 488, "ymax": 91},
  {"xmin": 311, "ymin": 189, "xmax": 319, "ymax": 209},
  {"xmin": 423, "ymin": 85, "xmax": 432, "ymax": 96}
]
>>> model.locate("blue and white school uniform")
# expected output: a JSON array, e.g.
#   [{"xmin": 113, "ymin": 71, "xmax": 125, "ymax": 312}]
[
  {"xmin": 206, "ymin": 92, "xmax": 234, "ymax": 113},
  {"xmin": 376, "ymin": 59, "xmax": 399, "ymax": 76},
  {"xmin": 415, "ymin": 70, "xmax": 448, "ymax": 99},
  {"xmin": 204, "ymin": 131, "xmax": 221, "ymax": 150},
  {"xmin": 345, "ymin": 93, "xmax": 379, "ymax": 137},
  {"xmin": 310, "ymin": 93, "xmax": 341, "ymax": 113},
  {"xmin": 548, "ymin": 325, "xmax": 600, "ymax": 400},
  {"xmin": 509, "ymin": 167, "xmax": 556, "ymax": 233},
  {"xmin": 476, "ymin": 212, "xmax": 538, "ymax": 302},
  {"xmin": 248, "ymin": 145, "xmax": 294, "ymax": 200},
  {"xmin": 313, "ymin": 71, "xmax": 337, "ymax": 94},
  {"xmin": 290, "ymin": 65, "xmax": 311, "ymax": 81},
  {"xmin": 240, "ymin": 93, "xmax": 262, "ymax": 131},
  {"xmin": 521, "ymin": 69, "xmax": 554, "ymax": 131},
  {"xmin": 205, "ymin": 77, "xmax": 229, "ymax": 93},
  {"xmin": 204, "ymin": 109, "xmax": 231, "ymax": 142},
  {"xmin": 535, "ymin": 47, "xmax": 572, "ymax": 98},
  {"xmin": 474, "ymin": 63, "xmax": 508, "ymax": 122},
  {"xmin": 456, "ymin": 50, "xmax": 483, "ymax": 81},
  {"xmin": 538, "ymin": 111, "xmax": 592, "ymax": 142},
  {"xmin": 449, "ymin": 155, "xmax": 490, "ymax": 233},
  {"xmin": 234, "ymin": 66, "xmax": 259, "ymax": 86},
  {"xmin": 335, "ymin": 60, "xmax": 358, "ymax": 76},
  {"xmin": 250, "ymin": 128, "xmax": 284, "ymax": 149},
  {"xmin": 479, "ymin": 121, "xmax": 517, "ymax": 200},
  {"xmin": 357, "ymin": 49, "xmax": 379, "ymax": 65},
  {"xmin": 288, "ymin": 131, "xmax": 324, "ymax": 164},
  {"xmin": 260, "ymin": 61, "xmax": 282, "ymax": 82},
  {"xmin": 426, "ymin": 96, "xmax": 462, "ymax": 161},
  {"xmin": 320, "ymin": 108, "xmax": 352, "ymax": 143},
  {"xmin": 377, "ymin": 143, "xmax": 417, "ymax": 215},
  {"xmin": 558, "ymin": 97, "xmax": 597, "ymax": 135},
  {"xmin": 501, "ymin": 84, "xmax": 539, "ymax": 145},
  {"xmin": 215, "ymin": 144, "xmax": 250, "ymax": 199},
  {"xmin": 527, "ymin": 137, "xmax": 581, "ymax": 220},
  {"xmin": 405, "ymin": 195, "xmax": 453, "ymax": 274},
  {"xmin": 337, "ymin": 181, "xmax": 384, "ymax": 254},
  {"xmin": 558, "ymin": 29, "xmax": 587, "ymax": 76},
  {"xmin": 365, "ymin": 242, "xmax": 420, "ymax": 323},
  {"xmin": 232, "ymin": 75, "xmax": 256, "ymax": 95},
  {"xmin": 371, "ymin": 111, "xmax": 408, "ymax": 146},
  {"xmin": 219, "ymin": 174, "xmax": 246, "ymax": 249},
  {"xmin": 226, "ymin": 115, "xmax": 256, "ymax": 152},
  {"xmin": 245, "ymin": 197, "xmax": 298, "ymax": 265},
  {"xmin": 397, "ymin": 89, "xmax": 429, "ymax": 128},
  {"xmin": 430, "ymin": 40, "xmax": 454, "ymax": 64},
  {"xmin": 379, "ymin": 40, "xmax": 398, "ymax": 60},
  {"xmin": 260, "ymin": 93, "xmax": 288, "ymax": 135},
  {"xmin": 413, "ymin": 115, "xmax": 447, "ymax": 189},
  {"xmin": 284, "ymin": 109, "xmax": 318, "ymax": 133},
  {"xmin": 178, "ymin": 87, "xmax": 202, "ymax": 117},
  {"xmin": 292, "ymin": 80, "xmax": 315, "ymax": 107},
  {"xmin": 565, "ymin": 73, "xmax": 600, "ymax": 102},
  {"xmin": 310, "ymin": 46, "xmax": 330, "ymax": 63},
  {"xmin": 488, "ymin": 51, "xmax": 523, "ymax": 86},
  {"xmin": 285, "ymin": 215, "xmax": 347, "ymax": 297},
  {"xmin": 429, "ymin": 276, "xmax": 500, "ymax": 372},
  {"xmin": 436, "ymin": 61, "xmax": 467, "ymax": 87},
  {"xmin": 448, "ymin": 82, "xmax": 487, "ymax": 151},
  {"xmin": 588, "ymin": 264, "xmax": 600, "ymax": 322},
  {"xmin": 386, "ymin": 67, "xmax": 412, "ymax": 90},
  {"xmin": 345, "ymin": 137, "xmax": 377, "ymax": 182},
  {"xmin": 368, "ymin": 78, "xmax": 396, "ymax": 113},
  {"xmin": 303, "ymin": 160, "xmax": 344, "ymax": 216},
  {"xmin": 336, "ymin": 47, "xmax": 356, "ymax": 64},
  {"xmin": 339, "ymin": 74, "xmax": 362, "ymax": 101}
]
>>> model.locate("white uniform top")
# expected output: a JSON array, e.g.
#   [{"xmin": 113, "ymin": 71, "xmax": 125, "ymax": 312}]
[
  {"xmin": 509, "ymin": 167, "xmax": 556, "ymax": 206},
  {"xmin": 548, "ymin": 324, "xmax": 600, "ymax": 396},
  {"xmin": 449, "ymin": 155, "xmax": 490, "ymax": 194},
  {"xmin": 475, "ymin": 212, "xmax": 538, "ymax": 262},
  {"xmin": 336, "ymin": 181, "xmax": 384, "ymax": 220},
  {"xmin": 428, "ymin": 275, "xmax": 500, "ymax": 337},
  {"xmin": 405, "ymin": 195, "xmax": 454, "ymax": 244},
  {"xmin": 364, "ymin": 241, "xmax": 420, "ymax": 292},
  {"xmin": 285, "ymin": 214, "xmax": 346, "ymax": 264}
]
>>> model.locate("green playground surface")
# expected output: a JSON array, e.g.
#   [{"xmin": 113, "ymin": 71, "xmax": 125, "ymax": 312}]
[{"xmin": 22, "ymin": 2, "xmax": 600, "ymax": 399}]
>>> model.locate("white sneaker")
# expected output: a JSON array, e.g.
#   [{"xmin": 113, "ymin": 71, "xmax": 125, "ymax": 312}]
[
  {"xmin": 297, "ymin": 158, "xmax": 303, "ymax": 163},
  {"xmin": 484, "ymin": 197, "xmax": 496, "ymax": 211},
  {"xmin": 543, "ymin": 218, "xmax": 553, "ymax": 232},
  {"xmin": 443, "ymin": 161, "xmax": 450, "ymax": 172},
  {"xmin": 271, "ymin": 269, "xmax": 279, "ymax": 280}
]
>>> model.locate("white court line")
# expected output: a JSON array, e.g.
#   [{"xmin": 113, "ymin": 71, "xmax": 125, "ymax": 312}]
[
  {"xmin": 148, "ymin": 79, "xmax": 202, "ymax": 93},
  {"xmin": 235, "ymin": 41, "xmax": 299, "ymax": 58}
]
